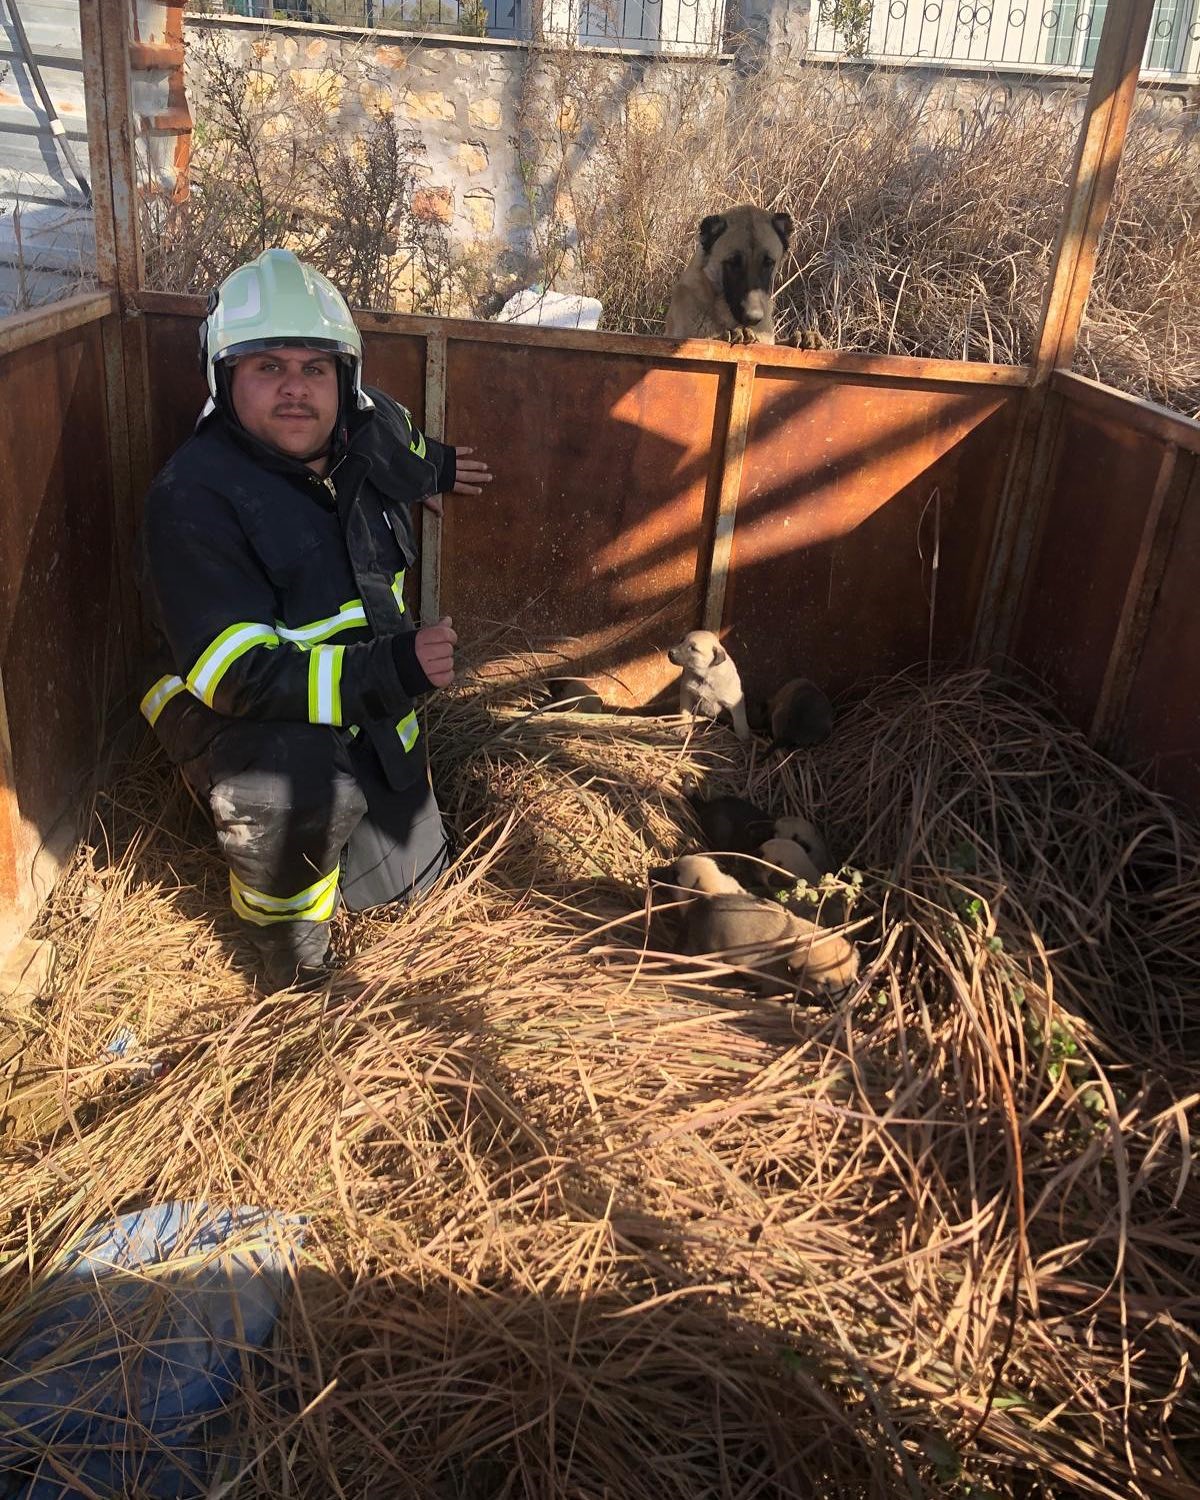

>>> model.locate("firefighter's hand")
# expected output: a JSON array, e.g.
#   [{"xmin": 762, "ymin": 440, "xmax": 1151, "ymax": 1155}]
[
  {"xmin": 452, "ymin": 448, "xmax": 493, "ymax": 495},
  {"xmin": 415, "ymin": 617, "xmax": 457, "ymax": 687}
]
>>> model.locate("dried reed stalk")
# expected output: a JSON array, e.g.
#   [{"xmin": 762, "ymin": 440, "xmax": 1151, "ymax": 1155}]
[{"xmin": 0, "ymin": 668, "xmax": 1196, "ymax": 1498}]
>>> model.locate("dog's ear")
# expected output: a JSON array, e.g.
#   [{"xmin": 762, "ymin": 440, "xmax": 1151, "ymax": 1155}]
[
  {"xmin": 771, "ymin": 212, "xmax": 793, "ymax": 249},
  {"xmin": 710, "ymin": 645, "xmax": 727, "ymax": 666},
  {"xmin": 698, "ymin": 215, "xmax": 727, "ymax": 254}
]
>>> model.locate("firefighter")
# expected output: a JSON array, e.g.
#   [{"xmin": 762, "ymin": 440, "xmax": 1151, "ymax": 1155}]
[{"xmin": 137, "ymin": 248, "xmax": 493, "ymax": 990}]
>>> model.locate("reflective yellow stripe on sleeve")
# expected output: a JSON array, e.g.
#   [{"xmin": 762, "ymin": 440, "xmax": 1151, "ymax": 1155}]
[
  {"xmin": 188, "ymin": 622, "xmax": 280, "ymax": 706},
  {"xmin": 396, "ymin": 710, "xmax": 419, "ymax": 752},
  {"xmin": 410, "ymin": 429, "xmax": 426, "ymax": 459},
  {"xmin": 307, "ymin": 645, "xmax": 345, "ymax": 726},
  {"xmin": 140, "ymin": 673, "xmax": 186, "ymax": 727},
  {"xmin": 230, "ymin": 866, "xmax": 339, "ymax": 925},
  {"xmin": 390, "ymin": 571, "xmax": 406, "ymax": 614}
]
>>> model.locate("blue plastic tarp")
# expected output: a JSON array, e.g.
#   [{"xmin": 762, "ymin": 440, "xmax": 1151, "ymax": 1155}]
[{"xmin": 0, "ymin": 1200, "xmax": 305, "ymax": 1499}]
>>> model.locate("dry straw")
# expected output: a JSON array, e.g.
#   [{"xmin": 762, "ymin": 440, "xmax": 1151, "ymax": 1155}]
[{"xmin": 1, "ymin": 666, "xmax": 1197, "ymax": 1497}]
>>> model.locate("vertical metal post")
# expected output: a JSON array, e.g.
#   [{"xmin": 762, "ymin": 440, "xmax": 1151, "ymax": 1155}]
[
  {"xmin": 1030, "ymin": 0, "xmax": 1157, "ymax": 381},
  {"xmin": 702, "ymin": 359, "xmax": 756, "ymax": 635},
  {"xmin": 81, "ymin": 0, "xmax": 155, "ymax": 687},
  {"xmin": 1089, "ymin": 448, "xmax": 1192, "ymax": 748},
  {"xmin": 972, "ymin": 0, "xmax": 1156, "ymax": 662},
  {"xmin": 420, "ymin": 332, "xmax": 449, "ymax": 625}
]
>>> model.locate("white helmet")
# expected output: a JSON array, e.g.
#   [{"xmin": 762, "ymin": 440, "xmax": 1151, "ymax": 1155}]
[{"xmin": 199, "ymin": 248, "xmax": 364, "ymax": 403}]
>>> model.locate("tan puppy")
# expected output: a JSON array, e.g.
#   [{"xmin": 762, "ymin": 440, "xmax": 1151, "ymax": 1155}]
[
  {"xmin": 758, "ymin": 836, "xmax": 823, "ymax": 886},
  {"xmin": 773, "ymin": 815, "xmax": 834, "ymax": 875},
  {"xmin": 666, "ymin": 206, "xmax": 793, "ymax": 345},
  {"xmin": 667, "ymin": 630, "xmax": 750, "ymax": 741},
  {"xmin": 666, "ymin": 855, "xmax": 859, "ymax": 997}
]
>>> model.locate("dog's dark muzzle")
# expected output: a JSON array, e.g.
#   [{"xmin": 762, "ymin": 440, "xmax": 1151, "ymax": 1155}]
[{"xmin": 666, "ymin": 646, "xmax": 684, "ymax": 666}]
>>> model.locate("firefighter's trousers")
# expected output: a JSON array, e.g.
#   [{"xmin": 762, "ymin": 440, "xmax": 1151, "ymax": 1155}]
[{"xmin": 181, "ymin": 721, "xmax": 450, "ymax": 979}]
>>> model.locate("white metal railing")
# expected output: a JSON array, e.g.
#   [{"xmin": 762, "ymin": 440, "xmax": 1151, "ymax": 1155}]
[{"xmin": 809, "ymin": 0, "xmax": 1200, "ymax": 76}]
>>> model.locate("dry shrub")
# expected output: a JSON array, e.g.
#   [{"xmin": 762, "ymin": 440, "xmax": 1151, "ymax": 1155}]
[
  {"xmin": 1, "ymin": 667, "xmax": 1197, "ymax": 1496},
  {"xmin": 519, "ymin": 52, "xmax": 1200, "ymax": 414},
  {"xmin": 142, "ymin": 27, "xmax": 458, "ymax": 311}
]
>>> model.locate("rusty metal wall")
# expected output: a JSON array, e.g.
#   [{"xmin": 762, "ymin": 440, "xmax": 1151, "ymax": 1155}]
[
  {"xmin": 137, "ymin": 297, "xmax": 1026, "ymax": 710},
  {"xmin": 0, "ymin": 295, "xmax": 119, "ymax": 949},
  {"xmin": 724, "ymin": 373, "xmax": 1018, "ymax": 703},
  {"xmin": 1012, "ymin": 372, "xmax": 1200, "ymax": 807},
  {"xmin": 438, "ymin": 338, "xmax": 726, "ymax": 705}
]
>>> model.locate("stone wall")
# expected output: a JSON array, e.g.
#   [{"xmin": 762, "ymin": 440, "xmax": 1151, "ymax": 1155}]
[
  {"xmin": 180, "ymin": 13, "xmax": 1195, "ymax": 318},
  {"xmin": 184, "ymin": 13, "xmax": 753, "ymax": 276}
]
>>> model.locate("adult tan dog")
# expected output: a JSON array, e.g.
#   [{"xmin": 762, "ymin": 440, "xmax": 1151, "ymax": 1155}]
[
  {"xmin": 665, "ymin": 205, "xmax": 793, "ymax": 345},
  {"xmin": 667, "ymin": 629, "xmax": 750, "ymax": 741}
]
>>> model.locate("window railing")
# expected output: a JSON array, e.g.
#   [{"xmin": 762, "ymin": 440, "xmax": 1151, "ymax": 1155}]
[
  {"xmin": 190, "ymin": 0, "xmax": 729, "ymax": 50},
  {"xmin": 809, "ymin": 0, "xmax": 1200, "ymax": 76}
]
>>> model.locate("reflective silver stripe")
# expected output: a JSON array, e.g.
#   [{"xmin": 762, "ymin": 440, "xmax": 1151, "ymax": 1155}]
[
  {"xmin": 307, "ymin": 644, "xmax": 345, "ymax": 726},
  {"xmin": 396, "ymin": 710, "xmax": 419, "ymax": 751},
  {"xmin": 188, "ymin": 622, "xmax": 279, "ymax": 705},
  {"xmin": 276, "ymin": 600, "xmax": 367, "ymax": 646},
  {"xmin": 230, "ymin": 866, "xmax": 339, "ymax": 926},
  {"xmin": 140, "ymin": 674, "xmax": 185, "ymax": 726}
]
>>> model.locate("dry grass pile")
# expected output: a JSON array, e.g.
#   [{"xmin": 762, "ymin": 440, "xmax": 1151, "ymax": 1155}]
[
  {"xmin": 522, "ymin": 59, "xmax": 1200, "ymax": 415},
  {"xmin": 1, "ymin": 668, "xmax": 1198, "ymax": 1497}
]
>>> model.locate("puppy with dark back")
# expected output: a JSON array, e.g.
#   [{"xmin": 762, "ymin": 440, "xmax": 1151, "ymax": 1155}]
[
  {"xmin": 685, "ymin": 792, "xmax": 774, "ymax": 855},
  {"xmin": 666, "ymin": 205, "xmax": 794, "ymax": 346},
  {"xmin": 768, "ymin": 678, "xmax": 834, "ymax": 748}
]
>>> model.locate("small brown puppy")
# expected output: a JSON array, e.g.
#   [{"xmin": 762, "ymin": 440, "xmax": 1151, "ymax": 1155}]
[
  {"xmin": 768, "ymin": 678, "xmax": 834, "ymax": 748},
  {"xmin": 666, "ymin": 205, "xmax": 794, "ymax": 345},
  {"xmin": 773, "ymin": 814, "xmax": 834, "ymax": 875},
  {"xmin": 667, "ymin": 630, "xmax": 750, "ymax": 741},
  {"xmin": 665, "ymin": 855, "xmax": 859, "ymax": 997}
]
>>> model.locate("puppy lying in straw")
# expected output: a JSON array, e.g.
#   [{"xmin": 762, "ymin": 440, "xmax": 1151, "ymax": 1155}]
[
  {"xmin": 685, "ymin": 792, "xmax": 774, "ymax": 855},
  {"xmin": 537, "ymin": 677, "xmax": 604, "ymax": 714},
  {"xmin": 766, "ymin": 678, "xmax": 834, "ymax": 748},
  {"xmin": 667, "ymin": 630, "xmax": 750, "ymax": 741},
  {"xmin": 772, "ymin": 814, "xmax": 834, "ymax": 875},
  {"xmin": 652, "ymin": 855, "xmax": 859, "ymax": 998},
  {"xmin": 758, "ymin": 836, "xmax": 824, "ymax": 887}
]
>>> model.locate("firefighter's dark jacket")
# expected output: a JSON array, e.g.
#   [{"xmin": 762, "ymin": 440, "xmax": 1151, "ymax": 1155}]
[{"xmin": 137, "ymin": 386, "xmax": 456, "ymax": 793}]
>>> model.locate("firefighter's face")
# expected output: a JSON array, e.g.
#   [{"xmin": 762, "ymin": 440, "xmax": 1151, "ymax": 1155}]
[{"xmin": 229, "ymin": 348, "xmax": 339, "ymax": 462}]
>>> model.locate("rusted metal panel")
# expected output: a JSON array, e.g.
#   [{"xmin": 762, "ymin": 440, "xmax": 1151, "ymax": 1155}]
[
  {"xmin": 295, "ymin": 298, "xmax": 1034, "ymax": 387},
  {"xmin": 723, "ymin": 374, "xmax": 1018, "ymax": 703},
  {"xmin": 359, "ymin": 327, "xmax": 427, "ymax": 427},
  {"xmin": 437, "ymin": 340, "xmax": 724, "ymax": 705},
  {"xmin": 0, "ymin": 317, "xmax": 115, "ymax": 944},
  {"xmin": 142, "ymin": 308, "xmax": 204, "ymax": 470},
  {"xmin": 1089, "ymin": 446, "xmax": 1188, "ymax": 744},
  {"xmin": 0, "ymin": 287, "xmax": 112, "ymax": 357},
  {"xmin": 1051, "ymin": 369, "xmax": 1200, "ymax": 456},
  {"xmin": 1120, "ymin": 457, "xmax": 1200, "ymax": 807},
  {"xmin": 1012, "ymin": 402, "xmax": 1168, "ymax": 730}
]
